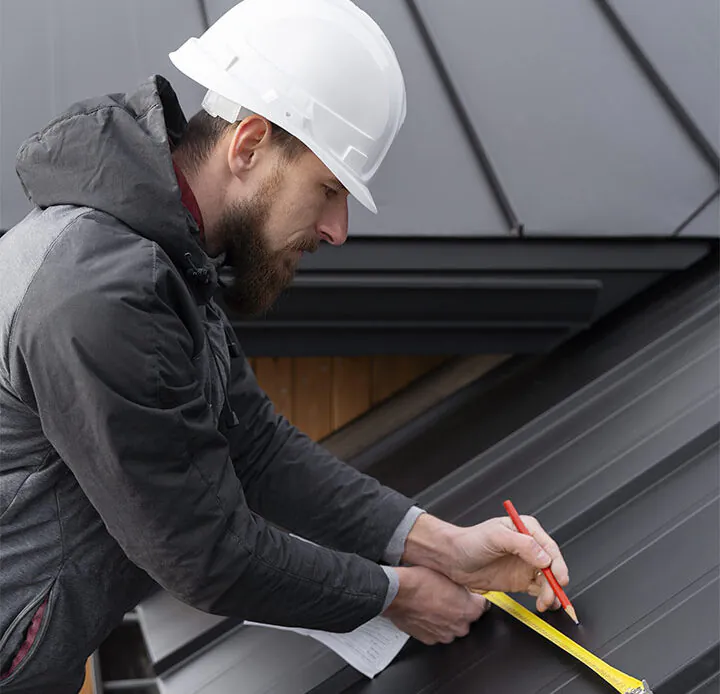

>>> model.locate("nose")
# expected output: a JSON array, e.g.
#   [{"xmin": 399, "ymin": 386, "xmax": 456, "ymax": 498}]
[{"xmin": 316, "ymin": 197, "xmax": 349, "ymax": 246}]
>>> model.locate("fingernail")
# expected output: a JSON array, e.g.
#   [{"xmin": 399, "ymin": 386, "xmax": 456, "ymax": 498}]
[{"xmin": 537, "ymin": 548, "xmax": 551, "ymax": 564}]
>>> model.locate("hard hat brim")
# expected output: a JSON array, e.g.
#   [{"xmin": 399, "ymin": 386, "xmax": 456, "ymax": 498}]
[
  {"xmin": 325, "ymin": 160, "xmax": 378, "ymax": 215},
  {"xmin": 350, "ymin": 181, "xmax": 378, "ymax": 215}
]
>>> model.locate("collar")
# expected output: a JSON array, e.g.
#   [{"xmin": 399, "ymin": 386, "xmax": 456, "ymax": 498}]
[{"xmin": 173, "ymin": 162, "xmax": 205, "ymax": 239}]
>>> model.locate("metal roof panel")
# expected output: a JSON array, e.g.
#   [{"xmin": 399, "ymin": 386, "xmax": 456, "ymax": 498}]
[{"xmin": 338, "ymin": 262, "xmax": 720, "ymax": 693}]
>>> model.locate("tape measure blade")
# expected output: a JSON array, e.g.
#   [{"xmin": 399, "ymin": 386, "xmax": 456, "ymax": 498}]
[{"xmin": 481, "ymin": 591, "xmax": 645, "ymax": 693}]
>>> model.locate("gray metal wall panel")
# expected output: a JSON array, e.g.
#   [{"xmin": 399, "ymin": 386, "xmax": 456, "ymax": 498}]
[
  {"xmin": 203, "ymin": 0, "xmax": 237, "ymax": 24},
  {"xmin": 136, "ymin": 590, "xmax": 229, "ymax": 665},
  {"xmin": 680, "ymin": 194, "xmax": 720, "ymax": 237},
  {"xmin": 3, "ymin": 1, "xmax": 718, "ymax": 240},
  {"xmin": 0, "ymin": 0, "xmax": 206, "ymax": 230},
  {"xmin": 608, "ymin": 0, "xmax": 720, "ymax": 153},
  {"xmin": 205, "ymin": 0, "xmax": 508, "ymax": 237},
  {"xmin": 158, "ymin": 625, "xmax": 345, "ymax": 694},
  {"xmin": 415, "ymin": 0, "xmax": 719, "ymax": 236}
]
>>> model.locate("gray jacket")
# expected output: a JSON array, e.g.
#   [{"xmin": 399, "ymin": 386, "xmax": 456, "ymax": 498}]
[{"xmin": 0, "ymin": 76, "xmax": 420, "ymax": 693}]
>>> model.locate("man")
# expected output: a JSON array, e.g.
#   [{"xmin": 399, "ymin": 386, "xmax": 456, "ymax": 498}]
[{"xmin": 0, "ymin": 1, "xmax": 570, "ymax": 691}]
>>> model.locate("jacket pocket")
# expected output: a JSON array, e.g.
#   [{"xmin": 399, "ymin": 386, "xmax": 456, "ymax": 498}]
[{"xmin": 0, "ymin": 580, "xmax": 57, "ymax": 684}]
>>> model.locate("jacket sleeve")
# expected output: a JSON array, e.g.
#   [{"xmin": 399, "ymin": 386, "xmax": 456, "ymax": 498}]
[
  {"xmin": 9, "ymin": 236, "xmax": 391, "ymax": 632},
  {"xmin": 221, "ymin": 338, "xmax": 421, "ymax": 565}
]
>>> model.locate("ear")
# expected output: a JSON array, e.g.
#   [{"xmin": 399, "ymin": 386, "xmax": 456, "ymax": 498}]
[{"xmin": 227, "ymin": 115, "xmax": 272, "ymax": 179}]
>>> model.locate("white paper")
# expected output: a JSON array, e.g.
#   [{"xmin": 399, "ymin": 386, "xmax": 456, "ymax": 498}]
[
  {"xmin": 246, "ymin": 533, "xmax": 410, "ymax": 678},
  {"xmin": 244, "ymin": 615, "xmax": 409, "ymax": 679}
]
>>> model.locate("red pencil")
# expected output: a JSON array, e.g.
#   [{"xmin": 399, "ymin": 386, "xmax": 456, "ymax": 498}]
[{"xmin": 503, "ymin": 499, "xmax": 579, "ymax": 625}]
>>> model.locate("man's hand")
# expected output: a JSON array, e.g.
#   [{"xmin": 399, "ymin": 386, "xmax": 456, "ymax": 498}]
[
  {"xmin": 401, "ymin": 513, "xmax": 570, "ymax": 614},
  {"xmin": 383, "ymin": 566, "xmax": 489, "ymax": 645}
]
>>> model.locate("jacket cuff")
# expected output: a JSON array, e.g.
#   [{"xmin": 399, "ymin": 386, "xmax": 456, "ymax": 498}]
[
  {"xmin": 381, "ymin": 566, "xmax": 400, "ymax": 612},
  {"xmin": 382, "ymin": 505, "xmax": 426, "ymax": 565}
]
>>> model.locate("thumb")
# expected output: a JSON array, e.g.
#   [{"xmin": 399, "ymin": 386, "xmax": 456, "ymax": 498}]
[
  {"xmin": 468, "ymin": 591, "xmax": 490, "ymax": 618},
  {"xmin": 495, "ymin": 526, "xmax": 551, "ymax": 569}
]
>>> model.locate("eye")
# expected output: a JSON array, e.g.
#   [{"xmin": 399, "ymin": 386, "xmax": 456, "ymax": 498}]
[{"xmin": 324, "ymin": 185, "xmax": 339, "ymax": 200}]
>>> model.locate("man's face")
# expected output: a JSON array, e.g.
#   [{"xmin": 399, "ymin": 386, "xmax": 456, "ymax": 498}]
[{"xmin": 217, "ymin": 146, "xmax": 349, "ymax": 318}]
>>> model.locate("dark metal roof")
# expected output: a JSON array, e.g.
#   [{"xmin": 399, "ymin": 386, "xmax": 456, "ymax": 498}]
[
  {"xmin": 2, "ymin": 0, "xmax": 718, "ymax": 238},
  {"xmin": 326, "ymin": 257, "xmax": 720, "ymax": 694},
  {"xmin": 136, "ymin": 253, "xmax": 719, "ymax": 693}
]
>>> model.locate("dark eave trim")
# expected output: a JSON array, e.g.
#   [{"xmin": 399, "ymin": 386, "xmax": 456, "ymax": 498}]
[
  {"xmin": 223, "ymin": 238, "xmax": 713, "ymax": 357},
  {"xmin": 289, "ymin": 237, "xmax": 711, "ymax": 272}
]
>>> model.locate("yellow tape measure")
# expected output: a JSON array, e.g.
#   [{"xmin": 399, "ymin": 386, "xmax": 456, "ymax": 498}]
[{"xmin": 478, "ymin": 591, "xmax": 652, "ymax": 694}]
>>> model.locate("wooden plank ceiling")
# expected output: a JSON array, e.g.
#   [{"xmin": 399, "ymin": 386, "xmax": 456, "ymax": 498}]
[{"xmin": 249, "ymin": 356, "xmax": 449, "ymax": 441}]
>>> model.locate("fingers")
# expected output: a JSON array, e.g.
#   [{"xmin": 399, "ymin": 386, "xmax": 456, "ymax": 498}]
[
  {"xmin": 528, "ymin": 569, "xmax": 563, "ymax": 612},
  {"xmin": 527, "ymin": 569, "xmax": 553, "ymax": 611},
  {"xmin": 437, "ymin": 591, "xmax": 488, "ymax": 643},
  {"xmin": 537, "ymin": 594, "xmax": 561, "ymax": 613},
  {"xmin": 393, "ymin": 566, "xmax": 491, "ymax": 647},
  {"xmin": 413, "ymin": 613, "xmax": 480, "ymax": 646},
  {"xmin": 453, "ymin": 622, "xmax": 471, "ymax": 639},
  {"xmin": 441, "ymin": 601, "xmax": 489, "ymax": 643},
  {"xmin": 499, "ymin": 516, "xmax": 570, "ymax": 586},
  {"xmin": 466, "ymin": 591, "xmax": 490, "ymax": 620},
  {"xmin": 494, "ymin": 524, "xmax": 553, "ymax": 571},
  {"xmin": 517, "ymin": 515, "xmax": 569, "ymax": 586},
  {"xmin": 537, "ymin": 577, "xmax": 559, "ymax": 612},
  {"xmin": 414, "ymin": 627, "xmax": 445, "ymax": 646}
]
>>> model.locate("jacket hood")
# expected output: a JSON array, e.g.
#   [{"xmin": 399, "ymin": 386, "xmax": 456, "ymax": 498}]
[{"xmin": 15, "ymin": 75, "xmax": 217, "ymax": 301}]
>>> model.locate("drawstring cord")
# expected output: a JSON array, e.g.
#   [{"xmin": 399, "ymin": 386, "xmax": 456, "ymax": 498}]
[{"xmin": 184, "ymin": 252, "xmax": 211, "ymax": 284}]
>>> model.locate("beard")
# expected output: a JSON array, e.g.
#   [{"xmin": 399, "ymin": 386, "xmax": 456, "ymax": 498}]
[{"xmin": 216, "ymin": 170, "xmax": 318, "ymax": 318}]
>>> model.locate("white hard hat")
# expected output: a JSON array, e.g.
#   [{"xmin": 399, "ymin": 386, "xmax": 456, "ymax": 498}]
[{"xmin": 168, "ymin": 0, "xmax": 407, "ymax": 214}]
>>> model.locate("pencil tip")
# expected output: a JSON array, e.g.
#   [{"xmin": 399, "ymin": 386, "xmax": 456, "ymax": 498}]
[{"xmin": 565, "ymin": 605, "xmax": 579, "ymax": 624}]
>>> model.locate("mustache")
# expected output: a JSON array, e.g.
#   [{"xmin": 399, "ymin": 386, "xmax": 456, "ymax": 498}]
[{"xmin": 286, "ymin": 237, "xmax": 320, "ymax": 254}]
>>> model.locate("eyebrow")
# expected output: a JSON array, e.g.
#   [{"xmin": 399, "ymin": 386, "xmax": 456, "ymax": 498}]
[{"xmin": 329, "ymin": 177, "xmax": 348, "ymax": 193}]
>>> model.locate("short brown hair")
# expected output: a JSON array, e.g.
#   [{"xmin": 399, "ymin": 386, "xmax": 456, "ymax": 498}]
[{"xmin": 173, "ymin": 109, "xmax": 306, "ymax": 173}]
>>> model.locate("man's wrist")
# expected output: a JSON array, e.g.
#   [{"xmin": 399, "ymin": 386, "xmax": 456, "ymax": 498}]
[
  {"xmin": 401, "ymin": 513, "xmax": 459, "ymax": 578},
  {"xmin": 381, "ymin": 566, "xmax": 416, "ymax": 616},
  {"xmin": 382, "ymin": 505, "xmax": 426, "ymax": 565},
  {"xmin": 380, "ymin": 566, "xmax": 401, "ymax": 612}
]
